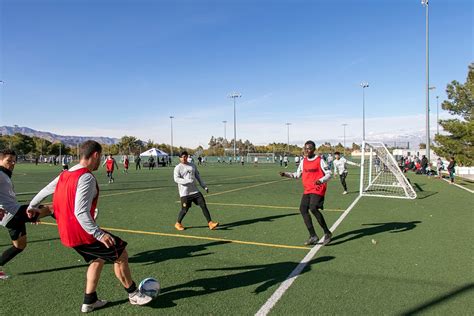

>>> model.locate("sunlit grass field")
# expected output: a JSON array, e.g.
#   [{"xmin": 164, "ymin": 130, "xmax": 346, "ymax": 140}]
[{"xmin": 2, "ymin": 161, "xmax": 473, "ymax": 315}]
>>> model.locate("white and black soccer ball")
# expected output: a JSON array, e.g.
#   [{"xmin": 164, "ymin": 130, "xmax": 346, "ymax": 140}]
[{"xmin": 139, "ymin": 277, "xmax": 161, "ymax": 299}]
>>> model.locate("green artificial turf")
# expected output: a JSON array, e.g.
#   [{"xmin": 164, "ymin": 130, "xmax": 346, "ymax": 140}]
[{"xmin": 1, "ymin": 162, "xmax": 473, "ymax": 315}]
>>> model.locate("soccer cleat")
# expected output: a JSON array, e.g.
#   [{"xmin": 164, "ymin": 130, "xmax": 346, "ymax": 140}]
[
  {"xmin": 81, "ymin": 299, "xmax": 108, "ymax": 313},
  {"xmin": 129, "ymin": 290, "xmax": 153, "ymax": 306},
  {"xmin": 208, "ymin": 221, "xmax": 219, "ymax": 230},
  {"xmin": 343, "ymin": 191, "xmax": 348, "ymax": 195},
  {"xmin": 174, "ymin": 222, "xmax": 185, "ymax": 231},
  {"xmin": 321, "ymin": 232, "xmax": 333, "ymax": 245},
  {"xmin": 304, "ymin": 236, "xmax": 319, "ymax": 246},
  {"xmin": 0, "ymin": 270, "xmax": 10, "ymax": 280}
]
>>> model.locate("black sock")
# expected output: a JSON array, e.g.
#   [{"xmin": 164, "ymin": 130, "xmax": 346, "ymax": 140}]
[
  {"xmin": 125, "ymin": 281, "xmax": 137, "ymax": 294},
  {"xmin": 0, "ymin": 246, "xmax": 23, "ymax": 266},
  {"xmin": 84, "ymin": 291, "xmax": 98, "ymax": 304}
]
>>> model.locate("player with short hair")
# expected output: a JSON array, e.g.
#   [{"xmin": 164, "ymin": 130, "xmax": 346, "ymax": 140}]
[
  {"xmin": 0, "ymin": 149, "xmax": 52, "ymax": 280},
  {"xmin": 173, "ymin": 151, "xmax": 219, "ymax": 231},
  {"xmin": 279, "ymin": 141, "xmax": 332, "ymax": 246},
  {"xmin": 103, "ymin": 154, "xmax": 119, "ymax": 183},
  {"xmin": 333, "ymin": 151, "xmax": 360, "ymax": 194},
  {"xmin": 28, "ymin": 140, "xmax": 153, "ymax": 312}
]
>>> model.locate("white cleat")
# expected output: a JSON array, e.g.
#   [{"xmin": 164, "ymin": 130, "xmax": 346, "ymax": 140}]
[
  {"xmin": 129, "ymin": 290, "xmax": 153, "ymax": 306},
  {"xmin": 81, "ymin": 299, "xmax": 108, "ymax": 313},
  {"xmin": 0, "ymin": 270, "xmax": 10, "ymax": 280},
  {"xmin": 342, "ymin": 191, "xmax": 348, "ymax": 195}
]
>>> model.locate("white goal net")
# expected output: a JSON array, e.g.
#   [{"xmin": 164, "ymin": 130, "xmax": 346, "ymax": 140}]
[
  {"xmin": 359, "ymin": 142, "xmax": 417, "ymax": 199},
  {"xmin": 246, "ymin": 153, "xmax": 276, "ymax": 163}
]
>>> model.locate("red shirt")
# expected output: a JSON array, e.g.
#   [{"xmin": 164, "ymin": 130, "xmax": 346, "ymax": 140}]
[
  {"xmin": 106, "ymin": 158, "xmax": 115, "ymax": 171},
  {"xmin": 302, "ymin": 156, "xmax": 327, "ymax": 196},
  {"xmin": 53, "ymin": 168, "xmax": 98, "ymax": 247}
]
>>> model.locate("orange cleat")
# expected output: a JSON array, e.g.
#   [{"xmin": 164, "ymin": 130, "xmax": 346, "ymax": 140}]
[
  {"xmin": 174, "ymin": 222, "xmax": 185, "ymax": 231},
  {"xmin": 208, "ymin": 221, "xmax": 219, "ymax": 230}
]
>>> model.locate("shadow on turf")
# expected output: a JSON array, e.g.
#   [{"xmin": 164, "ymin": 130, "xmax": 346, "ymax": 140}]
[
  {"xmin": 328, "ymin": 221, "xmax": 422, "ymax": 246},
  {"xmin": 189, "ymin": 213, "xmax": 300, "ymax": 231},
  {"xmin": 129, "ymin": 241, "xmax": 230, "ymax": 265},
  {"xmin": 18, "ymin": 263, "xmax": 89, "ymax": 275},
  {"xmin": 412, "ymin": 182, "xmax": 438, "ymax": 199},
  {"xmin": 0, "ymin": 237, "xmax": 60, "ymax": 247},
  {"xmin": 400, "ymin": 283, "xmax": 474, "ymax": 315},
  {"xmin": 147, "ymin": 256, "xmax": 335, "ymax": 309}
]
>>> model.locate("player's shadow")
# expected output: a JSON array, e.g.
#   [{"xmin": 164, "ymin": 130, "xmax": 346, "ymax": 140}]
[
  {"xmin": 191, "ymin": 213, "xmax": 299, "ymax": 231},
  {"xmin": 0, "ymin": 237, "xmax": 60, "ymax": 247},
  {"xmin": 18, "ymin": 263, "xmax": 89, "ymax": 275},
  {"xmin": 129, "ymin": 241, "xmax": 230, "ymax": 266},
  {"xmin": 149, "ymin": 256, "xmax": 335, "ymax": 309},
  {"xmin": 329, "ymin": 221, "xmax": 422, "ymax": 246}
]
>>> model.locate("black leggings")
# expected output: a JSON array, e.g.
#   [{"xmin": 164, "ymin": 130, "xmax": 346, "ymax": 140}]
[
  {"xmin": 339, "ymin": 171, "xmax": 348, "ymax": 191},
  {"xmin": 299, "ymin": 194, "xmax": 330, "ymax": 237},
  {"xmin": 178, "ymin": 192, "xmax": 212, "ymax": 223}
]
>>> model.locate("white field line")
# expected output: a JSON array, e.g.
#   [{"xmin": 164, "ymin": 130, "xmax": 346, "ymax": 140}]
[
  {"xmin": 255, "ymin": 195, "xmax": 362, "ymax": 316},
  {"xmin": 442, "ymin": 178, "xmax": 474, "ymax": 193}
]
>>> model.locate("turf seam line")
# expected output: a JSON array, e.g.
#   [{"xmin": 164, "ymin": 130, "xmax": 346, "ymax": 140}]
[
  {"xmin": 442, "ymin": 178, "xmax": 474, "ymax": 193},
  {"xmin": 204, "ymin": 202, "xmax": 344, "ymax": 212},
  {"xmin": 255, "ymin": 195, "xmax": 362, "ymax": 316},
  {"xmin": 38, "ymin": 222, "xmax": 310, "ymax": 250}
]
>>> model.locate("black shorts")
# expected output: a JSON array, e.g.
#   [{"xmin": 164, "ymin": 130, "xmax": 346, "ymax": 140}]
[
  {"xmin": 73, "ymin": 232, "xmax": 128, "ymax": 263},
  {"xmin": 300, "ymin": 194, "xmax": 325, "ymax": 211},
  {"xmin": 181, "ymin": 192, "xmax": 205, "ymax": 209},
  {"xmin": 5, "ymin": 205, "xmax": 40, "ymax": 241}
]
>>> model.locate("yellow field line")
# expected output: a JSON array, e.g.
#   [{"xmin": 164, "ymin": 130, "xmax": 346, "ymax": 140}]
[
  {"xmin": 208, "ymin": 174, "xmax": 262, "ymax": 182},
  {"xmin": 39, "ymin": 222, "xmax": 309, "ymax": 251},
  {"xmin": 205, "ymin": 202, "xmax": 345, "ymax": 212}
]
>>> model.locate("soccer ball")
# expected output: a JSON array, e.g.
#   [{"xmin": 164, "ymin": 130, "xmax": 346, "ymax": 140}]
[{"xmin": 139, "ymin": 277, "xmax": 160, "ymax": 299}]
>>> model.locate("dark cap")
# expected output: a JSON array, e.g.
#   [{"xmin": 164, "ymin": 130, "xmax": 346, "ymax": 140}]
[{"xmin": 179, "ymin": 151, "xmax": 189, "ymax": 157}]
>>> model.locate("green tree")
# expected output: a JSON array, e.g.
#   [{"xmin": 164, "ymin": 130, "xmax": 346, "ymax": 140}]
[{"xmin": 434, "ymin": 63, "xmax": 473, "ymax": 166}]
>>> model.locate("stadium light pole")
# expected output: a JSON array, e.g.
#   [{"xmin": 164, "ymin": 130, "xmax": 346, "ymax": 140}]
[
  {"xmin": 229, "ymin": 92, "xmax": 241, "ymax": 161},
  {"xmin": 342, "ymin": 123, "xmax": 348, "ymax": 155},
  {"xmin": 422, "ymin": 0, "xmax": 431, "ymax": 161},
  {"xmin": 222, "ymin": 120, "xmax": 227, "ymax": 140},
  {"xmin": 169, "ymin": 116, "xmax": 174, "ymax": 158},
  {"xmin": 360, "ymin": 82, "xmax": 369, "ymax": 141},
  {"xmin": 286, "ymin": 123, "xmax": 291, "ymax": 153},
  {"xmin": 436, "ymin": 95, "xmax": 440, "ymax": 136}
]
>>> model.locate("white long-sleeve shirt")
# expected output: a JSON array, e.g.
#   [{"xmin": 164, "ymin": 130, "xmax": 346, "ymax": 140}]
[
  {"xmin": 333, "ymin": 157, "xmax": 359, "ymax": 175},
  {"xmin": 173, "ymin": 162, "xmax": 207, "ymax": 197},
  {"xmin": 28, "ymin": 164, "xmax": 104, "ymax": 240}
]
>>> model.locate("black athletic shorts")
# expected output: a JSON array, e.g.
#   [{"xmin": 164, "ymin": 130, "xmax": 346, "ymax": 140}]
[
  {"xmin": 300, "ymin": 193, "xmax": 325, "ymax": 211},
  {"xmin": 5, "ymin": 205, "xmax": 40, "ymax": 241},
  {"xmin": 73, "ymin": 232, "xmax": 128, "ymax": 263},
  {"xmin": 181, "ymin": 192, "xmax": 205, "ymax": 209}
]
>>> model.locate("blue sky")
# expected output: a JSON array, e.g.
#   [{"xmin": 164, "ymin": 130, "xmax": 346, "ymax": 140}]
[{"xmin": 0, "ymin": 0, "xmax": 472, "ymax": 148}]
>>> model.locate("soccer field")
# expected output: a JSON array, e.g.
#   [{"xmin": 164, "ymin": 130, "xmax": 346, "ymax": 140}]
[{"xmin": 2, "ymin": 162, "xmax": 473, "ymax": 315}]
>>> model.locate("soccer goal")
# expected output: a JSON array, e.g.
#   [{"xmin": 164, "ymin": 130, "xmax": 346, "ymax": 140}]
[
  {"xmin": 359, "ymin": 142, "xmax": 417, "ymax": 199},
  {"xmin": 246, "ymin": 153, "xmax": 276, "ymax": 164}
]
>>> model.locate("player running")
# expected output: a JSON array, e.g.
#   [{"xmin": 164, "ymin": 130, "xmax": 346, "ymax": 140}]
[
  {"xmin": 28, "ymin": 141, "xmax": 153, "ymax": 312},
  {"xmin": 103, "ymin": 154, "xmax": 119, "ymax": 183},
  {"xmin": 279, "ymin": 141, "xmax": 332, "ymax": 246},
  {"xmin": 0, "ymin": 149, "xmax": 52, "ymax": 280},
  {"xmin": 333, "ymin": 151, "xmax": 360, "ymax": 194},
  {"xmin": 173, "ymin": 151, "xmax": 219, "ymax": 231}
]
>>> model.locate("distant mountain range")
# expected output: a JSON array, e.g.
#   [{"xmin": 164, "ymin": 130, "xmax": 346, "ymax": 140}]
[{"xmin": 0, "ymin": 125, "xmax": 119, "ymax": 146}]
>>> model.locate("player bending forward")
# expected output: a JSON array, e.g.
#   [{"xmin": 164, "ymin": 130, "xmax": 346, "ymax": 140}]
[
  {"xmin": 279, "ymin": 141, "xmax": 332, "ymax": 246},
  {"xmin": 333, "ymin": 151, "xmax": 360, "ymax": 194},
  {"xmin": 28, "ymin": 141, "xmax": 153, "ymax": 312},
  {"xmin": 174, "ymin": 151, "xmax": 219, "ymax": 231}
]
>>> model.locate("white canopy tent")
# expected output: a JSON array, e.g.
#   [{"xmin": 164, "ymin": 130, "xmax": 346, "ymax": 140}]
[{"xmin": 139, "ymin": 148, "xmax": 169, "ymax": 158}]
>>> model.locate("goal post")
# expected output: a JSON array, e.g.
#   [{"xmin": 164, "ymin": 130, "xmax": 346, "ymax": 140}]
[
  {"xmin": 360, "ymin": 142, "xmax": 417, "ymax": 199},
  {"xmin": 246, "ymin": 153, "xmax": 276, "ymax": 164}
]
